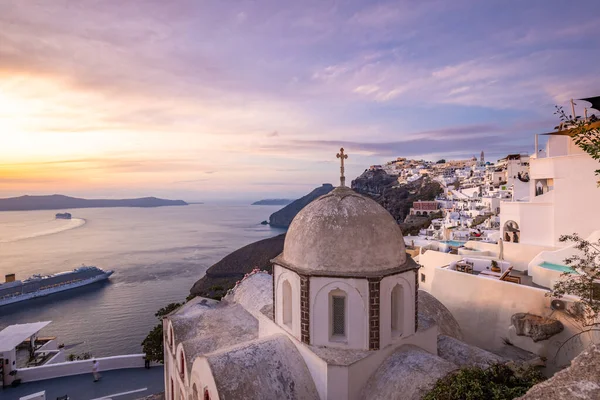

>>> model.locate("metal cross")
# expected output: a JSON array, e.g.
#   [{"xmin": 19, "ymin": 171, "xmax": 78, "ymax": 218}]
[{"xmin": 336, "ymin": 147, "xmax": 348, "ymax": 187}]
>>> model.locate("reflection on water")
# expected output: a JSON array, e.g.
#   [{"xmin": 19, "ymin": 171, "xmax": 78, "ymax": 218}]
[{"xmin": 0, "ymin": 204, "xmax": 285, "ymax": 356}]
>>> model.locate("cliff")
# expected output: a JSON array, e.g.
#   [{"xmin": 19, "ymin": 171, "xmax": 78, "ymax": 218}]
[
  {"xmin": 190, "ymin": 234, "xmax": 285, "ymax": 299},
  {"xmin": 0, "ymin": 194, "xmax": 188, "ymax": 211},
  {"xmin": 351, "ymin": 171, "xmax": 442, "ymax": 223},
  {"xmin": 268, "ymin": 184, "xmax": 334, "ymax": 228}
]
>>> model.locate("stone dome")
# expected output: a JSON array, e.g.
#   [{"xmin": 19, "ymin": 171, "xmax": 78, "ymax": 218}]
[{"xmin": 274, "ymin": 186, "xmax": 409, "ymax": 276}]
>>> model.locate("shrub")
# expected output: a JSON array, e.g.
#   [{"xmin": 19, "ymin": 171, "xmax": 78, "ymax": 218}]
[{"xmin": 424, "ymin": 364, "xmax": 545, "ymax": 400}]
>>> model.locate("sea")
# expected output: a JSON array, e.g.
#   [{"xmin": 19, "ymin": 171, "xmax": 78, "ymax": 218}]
[{"xmin": 0, "ymin": 204, "xmax": 284, "ymax": 357}]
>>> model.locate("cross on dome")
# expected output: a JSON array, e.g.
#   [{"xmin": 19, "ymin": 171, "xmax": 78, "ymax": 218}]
[{"xmin": 336, "ymin": 148, "xmax": 348, "ymax": 187}]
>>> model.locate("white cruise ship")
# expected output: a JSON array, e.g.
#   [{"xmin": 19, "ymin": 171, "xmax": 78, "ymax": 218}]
[{"xmin": 0, "ymin": 265, "xmax": 114, "ymax": 307}]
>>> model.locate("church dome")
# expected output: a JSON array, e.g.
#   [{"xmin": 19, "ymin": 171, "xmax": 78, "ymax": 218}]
[{"xmin": 275, "ymin": 186, "xmax": 408, "ymax": 276}]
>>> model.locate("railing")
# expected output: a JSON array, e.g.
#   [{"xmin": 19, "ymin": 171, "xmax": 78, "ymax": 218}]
[{"xmin": 16, "ymin": 354, "xmax": 149, "ymax": 383}]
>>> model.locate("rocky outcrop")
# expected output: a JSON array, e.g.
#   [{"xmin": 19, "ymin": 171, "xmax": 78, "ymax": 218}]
[
  {"xmin": 362, "ymin": 345, "xmax": 458, "ymax": 400},
  {"xmin": 437, "ymin": 335, "xmax": 505, "ymax": 368},
  {"xmin": 511, "ymin": 313, "xmax": 564, "ymax": 342},
  {"xmin": 352, "ymin": 172, "xmax": 443, "ymax": 223},
  {"xmin": 517, "ymin": 344, "xmax": 600, "ymax": 400},
  {"xmin": 189, "ymin": 234, "xmax": 285, "ymax": 299},
  {"xmin": 268, "ymin": 184, "xmax": 334, "ymax": 228}
]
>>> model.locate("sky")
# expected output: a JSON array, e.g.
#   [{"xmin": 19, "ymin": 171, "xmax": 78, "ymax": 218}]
[{"xmin": 1, "ymin": 0, "xmax": 599, "ymax": 201}]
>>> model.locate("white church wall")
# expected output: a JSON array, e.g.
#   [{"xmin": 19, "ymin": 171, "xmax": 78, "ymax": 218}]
[
  {"xmin": 327, "ymin": 365, "xmax": 349, "ymax": 400},
  {"xmin": 379, "ymin": 272, "xmax": 416, "ymax": 348},
  {"xmin": 274, "ymin": 265, "xmax": 302, "ymax": 340},
  {"xmin": 310, "ymin": 277, "xmax": 369, "ymax": 350},
  {"xmin": 346, "ymin": 323, "xmax": 438, "ymax": 400},
  {"xmin": 174, "ymin": 343, "xmax": 189, "ymax": 400},
  {"xmin": 255, "ymin": 309, "xmax": 328, "ymax": 400},
  {"xmin": 191, "ymin": 358, "xmax": 219, "ymax": 400},
  {"xmin": 164, "ymin": 319, "xmax": 176, "ymax": 400}
]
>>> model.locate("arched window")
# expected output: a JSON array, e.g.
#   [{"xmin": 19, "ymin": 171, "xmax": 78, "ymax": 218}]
[
  {"xmin": 204, "ymin": 389, "xmax": 211, "ymax": 400},
  {"xmin": 179, "ymin": 351, "xmax": 185, "ymax": 381},
  {"xmin": 282, "ymin": 280, "xmax": 292, "ymax": 328},
  {"xmin": 193, "ymin": 384, "xmax": 199, "ymax": 400},
  {"xmin": 330, "ymin": 289, "xmax": 347, "ymax": 339},
  {"xmin": 503, "ymin": 220, "xmax": 520, "ymax": 244},
  {"xmin": 391, "ymin": 284, "xmax": 404, "ymax": 336}
]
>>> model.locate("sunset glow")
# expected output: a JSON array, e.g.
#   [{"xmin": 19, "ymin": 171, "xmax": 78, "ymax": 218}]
[{"xmin": 1, "ymin": 0, "xmax": 599, "ymax": 200}]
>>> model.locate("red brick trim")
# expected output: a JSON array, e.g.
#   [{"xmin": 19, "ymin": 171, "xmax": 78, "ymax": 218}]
[
  {"xmin": 368, "ymin": 277, "xmax": 382, "ymax": 350},
  {"xmin": 414, "ymin": 269, "xmax": 419, "ymax": 332},
  {"xmin": 300, "ymin": 274, "xmax": 310, "ymax": 344}
]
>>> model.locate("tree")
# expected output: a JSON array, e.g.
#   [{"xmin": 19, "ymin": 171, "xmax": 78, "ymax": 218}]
[
  {"xmin": 437, "ymin": 159, "xmax": 446, "ymax": 164},
  {"xmin": 424, "ymin": 364, "xmax": 545, "ymax": 400},
  {"xmin": 141, "ymin": 302, "xmax": 182, "ymax": 363},
  {"xmin": 546, "ymin": 234, "xmax": 600, "ymax": 361},
  {"xmin": 547, "ymin": 234, "xmax": 600, "ymax": 330},
  {"xmin": 555, "ymin": 106, "xmax": 600, "ymax": 185}
]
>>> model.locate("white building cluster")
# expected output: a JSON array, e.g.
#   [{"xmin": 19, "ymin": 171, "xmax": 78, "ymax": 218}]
[{"xmin": 163, "ymin": 117, "xmax": 600, "ymax": 399}]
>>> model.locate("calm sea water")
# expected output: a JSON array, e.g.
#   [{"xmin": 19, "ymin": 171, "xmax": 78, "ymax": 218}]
[{"xmin": 0, "ymin": 204, "xmax": 284, "ymax": 357}]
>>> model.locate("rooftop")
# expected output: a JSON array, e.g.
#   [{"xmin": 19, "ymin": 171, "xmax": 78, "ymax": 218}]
[{"xmin": 0, "ymin": 321, "xmax": 51, "ymax": 353}]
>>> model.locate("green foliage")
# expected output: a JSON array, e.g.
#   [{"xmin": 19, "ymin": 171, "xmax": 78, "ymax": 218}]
[
  {"xmin": 141, "ymin": 302, "xmax": 183, "ymax": 364},
  {"xmin": 555, "ymin": 106, "xmax": 600, "ymax": 184},
  {"xmin": 424, "ymin": 364, "xmax": 545, "ymax": 400},
  {"xmin": 67, "ymin": 352, "xmax": 92, "ymax": 361},
  {"xmin": 437, "ymin": 159, "xmax": 446, "ymax": 164},
  {"xmin": 155, "ymin": 302, "xmax": 182, "ymax": 318},
  {"xmin": 141, "ymin": 324, "xmax": 164, "ymax": 364},
  {"xmin": 547, "ymin": 233, "xmax": 600, "ymax": 327}
]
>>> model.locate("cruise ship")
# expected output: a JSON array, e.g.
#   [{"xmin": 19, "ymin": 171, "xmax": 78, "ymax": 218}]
[{"xmin": 0, "ymin": 266, "xmax": 114, "ymax": 307}]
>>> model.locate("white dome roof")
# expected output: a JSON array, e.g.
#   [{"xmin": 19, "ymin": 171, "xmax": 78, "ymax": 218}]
[{"xmin": 274, "ymin": 186, "xmax": 409, "ymax": 276}]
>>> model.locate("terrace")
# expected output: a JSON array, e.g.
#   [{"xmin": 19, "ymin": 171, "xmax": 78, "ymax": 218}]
[{"xmin": 444, "ymin": 257, "xmax": 544, "ymax": 289}]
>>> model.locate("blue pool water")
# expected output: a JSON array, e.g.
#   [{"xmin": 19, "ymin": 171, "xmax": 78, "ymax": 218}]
[
  {"xmin": 440, "ymin": 240, "xmax": 466, "ymax": 247},
  {"xmin": 539, "ymin": 262, "xmax": 578, "ymax": 274}
]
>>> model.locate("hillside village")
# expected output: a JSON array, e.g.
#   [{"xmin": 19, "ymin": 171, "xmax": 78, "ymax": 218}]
[{"xmin": 162, "ymin": 118, "xmax": 600, "ymax": 399}]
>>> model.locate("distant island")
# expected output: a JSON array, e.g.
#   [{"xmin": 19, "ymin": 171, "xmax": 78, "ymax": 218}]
[
  {"xmin": 268, "ymin": 184, "xmax": 334, "ymax": 228},
  {"xmin": 251, "ymin": 199, "xmax": 294, "ymax": 206},
  {"xmin": 0, "ymin": 194, "xmax": 188, "ymax": 212}
]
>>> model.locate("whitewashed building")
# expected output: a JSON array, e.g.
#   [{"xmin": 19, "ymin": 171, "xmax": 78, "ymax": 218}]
[{"xmin": 501, "ymin": 133, "xmax": 600, "ymax": 247}]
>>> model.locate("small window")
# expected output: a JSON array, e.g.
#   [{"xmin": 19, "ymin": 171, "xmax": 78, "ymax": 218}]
[
  {"xmin": 421, "ymin": 273, "xmax": 426, "ymax": 283},
  {"xmin": 391, "ymin": 284, "xmax": 404, "ymax": 336},
  {"xmin": 179, "ymin": 351, "xmax": 185, "ymax": 380},
  {"xmin": 282, "ymin": 280, "xmax": 292, "ymax": 328},
  {"xmin": 331, "ymin": 295, "xmax": 346, "ymax": 336}
]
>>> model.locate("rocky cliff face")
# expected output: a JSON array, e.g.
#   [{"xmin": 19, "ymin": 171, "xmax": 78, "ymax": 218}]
[
  {"xmin": 268, "ymin": 184, "xmax": 334, "ymax": 228},
  {"xmin": 517, "ymin": 344, "xmax": 600, "ymax": 400},
  {"xmin": 190, "ymin": 234, "xmax": 285, "ymax": 299},
  {"xmin": 351, "ymin": 171, "xmax": 442, "ymax": 222}
]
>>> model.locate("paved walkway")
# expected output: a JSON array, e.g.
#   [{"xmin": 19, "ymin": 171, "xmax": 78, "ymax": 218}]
[{"xmin": 1, "ymin": 367, "xmax": 164, "ymax": 400}]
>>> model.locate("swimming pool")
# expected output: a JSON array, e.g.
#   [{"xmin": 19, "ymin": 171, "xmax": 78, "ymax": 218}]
[
  {"xmin": 440, "ymin": 240, "xmax": 466, "ymax": 247},
  {"xmin": 539, "ymin": 262, "xmax": 578, "ymax": 274}
]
